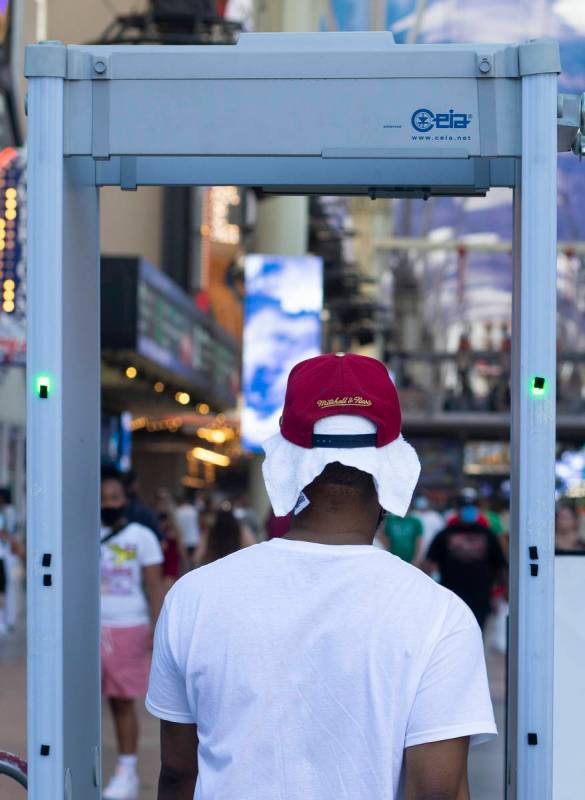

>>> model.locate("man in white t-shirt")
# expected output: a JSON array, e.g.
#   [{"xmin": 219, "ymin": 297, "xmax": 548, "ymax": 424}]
[
  {"xmin": 412, "ymin": 494, "xmax": 446, "ymax": 559},
  {"xmin": 101, "ymin": 468, "xmax": 165, "ymax": 800},
  {"xmin": 175, "ymin": 491, "xmax": 200, "ymax": 564},
  {"xmin": 146, "ymin": 353, "xmax": 496, "ymax": 800}
]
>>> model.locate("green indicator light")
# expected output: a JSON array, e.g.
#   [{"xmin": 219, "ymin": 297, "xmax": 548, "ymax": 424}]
[
  {"xmin": 531, "ymin": 376, "xmax": 546, "ymax": 397},
  {"xmin": 35, "ymin": 374, "xmax": 52, "ymax": 399}
]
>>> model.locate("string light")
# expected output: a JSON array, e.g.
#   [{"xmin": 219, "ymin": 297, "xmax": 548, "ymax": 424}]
[
  {"xmin": 154, "ymin": 381, "xmax": 165, "ymax": 393},
  {"xmin": 175, "ymin": 392, "xmax": 191, "ymax": 406},
  {"xmin": 209, "ymin": 186, "xmax": 240, "ymax": 245},
  {"xmin": 197, "ymin": 426, "xmax": 235, "ymax": 444},
  {"xmin": 125, "ymin": 366, "xmax": 137, "ymax": 379}
]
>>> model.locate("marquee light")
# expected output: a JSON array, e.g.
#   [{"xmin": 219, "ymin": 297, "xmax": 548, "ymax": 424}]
[{"xmin": 191, "ymin": 447, "xmax": 231, "ymax": 467}]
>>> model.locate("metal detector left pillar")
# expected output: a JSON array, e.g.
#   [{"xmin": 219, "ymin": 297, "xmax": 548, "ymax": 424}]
[{"xmin": 26, "ymin": 42, "xmax": 101, "ymax": 800}]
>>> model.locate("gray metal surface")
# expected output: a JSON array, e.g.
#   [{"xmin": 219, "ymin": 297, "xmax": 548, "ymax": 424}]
[
  {"xmin": 23, "ymin": 35, "xmax": 565, "ymax": 198},
  {"xmin": 94, "ymin": 154, "xmax": 517, "ymax": 195},
  {"xmin": 507, "ymin": 71, "xmax": 558, "ymax": 800},
  {"xmin": 27, "ymin": 75, "xmax": 101, "ymax": 799}
]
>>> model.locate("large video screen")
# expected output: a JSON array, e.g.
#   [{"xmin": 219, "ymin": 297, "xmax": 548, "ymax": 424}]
[{"xmin": 242, "ymin": 253, "xmax": 323, "ymax": 452}]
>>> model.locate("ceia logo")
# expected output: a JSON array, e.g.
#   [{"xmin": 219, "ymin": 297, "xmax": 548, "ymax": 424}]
[{"xmin": 411, "ymin": 108, "xmax": 472, "ymax": 133}]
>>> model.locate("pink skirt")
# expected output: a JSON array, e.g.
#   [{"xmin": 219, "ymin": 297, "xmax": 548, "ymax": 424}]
[{"xmin": 101, "ymin": 624, "xmax": 152, "ymax": 699}]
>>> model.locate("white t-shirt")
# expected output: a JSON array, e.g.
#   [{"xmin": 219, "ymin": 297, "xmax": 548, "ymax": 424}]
[
  {"xmin": 414, "ymin": 509, "xmax": 446, "ymax": 555},
  {"xmin": 175, "ymin": 503, "xmax": 201, "ymax": 548},
  {"xmin": 146, "ymin": 538, "xmax": 496, "ymax": 800},
  {"xmin": 0, "ymin": 506, "xmax": 17, "ymax": 560},
  {"xmin": 100, "ymin": 522, "xmax": 164, "ymax": 628}
]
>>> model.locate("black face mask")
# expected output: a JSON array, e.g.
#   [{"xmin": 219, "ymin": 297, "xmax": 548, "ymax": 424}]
[{"xmin": 101, "ymin": 505, "xmax": 126, "ymax": 528}]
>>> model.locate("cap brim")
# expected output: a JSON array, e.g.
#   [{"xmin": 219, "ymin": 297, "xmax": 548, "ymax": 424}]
[{"xmin": 262, "ymin": 432, "xmax": 421, "ymax": 517}]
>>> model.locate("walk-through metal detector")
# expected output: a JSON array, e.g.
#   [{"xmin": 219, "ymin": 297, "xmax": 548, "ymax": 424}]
[{"xmin": 24, "ymin": 32, "xmax": 584, "ymax": 799}]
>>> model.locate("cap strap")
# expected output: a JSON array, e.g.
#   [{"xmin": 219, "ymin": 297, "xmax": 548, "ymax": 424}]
[{"xmin": 311, "ymin": 433, "xmax": 377, "ymax": 449}]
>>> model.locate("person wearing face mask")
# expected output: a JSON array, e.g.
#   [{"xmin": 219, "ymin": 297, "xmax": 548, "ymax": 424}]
[
  {"xmin": 423, "ymin": 488, "xmax": 507, "ymax": 631},
  {"xmin": 100, "ymin": 467, "xmax": 165, "ymax": 800}
]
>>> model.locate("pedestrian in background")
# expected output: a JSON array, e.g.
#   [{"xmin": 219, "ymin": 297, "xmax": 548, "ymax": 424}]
[
  {"xmin": 155, "ymin": 488, "xmax": 189, "ymax": 591},
  {"xmin": 100, "ymin": 468, "xmax": 165, "ymax": 800},
  {"xmin": 380, "ymin": 508, "xmax": 425, "ymax": 565},
  {"xmin": 423, "ymin": 490, "xmax": 507, "ymax": 630},
  {"xmin": 232, "ymin": 493, "xmax": 260, "ymax": 537},
  {"xmin": 197, "ymin": 491, "xmax": 217, "ymax": 538},
  {"xmin": 196, "ymin": 507, "xmax": 256, "ymax": 566},
  {"xmin": 0, "ymin": 488, "xmax": 17, "ymax": 635},
  {"xmin": 411, "ymin": 494, "xmax": 445, "ymax": 559},
  {"xmin": 123, "ymin": 468, "xmax": 163, "ymax": 540},
  {"xmin": 555, "ymin": 500, "xmax": 585, "ymax": 553},
  {"xmin": 175, "ymin": 489, "xmax": 201, "ymax": 565}
]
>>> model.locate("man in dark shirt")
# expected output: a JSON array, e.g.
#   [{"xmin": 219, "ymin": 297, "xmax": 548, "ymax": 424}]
[{"xmin": 424, "ymin": 491, "xmax": 507, "ymax": 630}]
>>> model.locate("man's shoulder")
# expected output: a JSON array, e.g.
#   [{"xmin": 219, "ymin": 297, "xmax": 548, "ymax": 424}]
[
  {"xmin": 374, "ymin": 549, "xmax": 450, "ymax": 591},
  {"xmin": 167, "ymin": 545, "xmax": 264, "ymax": 606}
]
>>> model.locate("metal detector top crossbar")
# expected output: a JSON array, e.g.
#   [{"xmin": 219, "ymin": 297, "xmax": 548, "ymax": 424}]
[
  {"xmin": 24, "ymin": 35, "xmax": 580, "ymax": 195},
  {"xmin": 24, "ymin": 32, "xmax": 581, "ymax": 800}
]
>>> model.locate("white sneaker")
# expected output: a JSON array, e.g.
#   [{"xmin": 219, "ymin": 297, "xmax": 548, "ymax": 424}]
[{"xmin": 102, "ymin": 767, "xmax": 139, "ymax": 800}]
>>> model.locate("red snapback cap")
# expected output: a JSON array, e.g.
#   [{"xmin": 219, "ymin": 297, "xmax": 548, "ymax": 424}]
[{"xmin": 280, "ymin": 353, "xmax": 402, "ymax": 449}]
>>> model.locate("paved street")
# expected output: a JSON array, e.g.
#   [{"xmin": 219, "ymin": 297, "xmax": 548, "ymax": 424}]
[{"xmin": 0, "ymin": 578, "xmax": 505, "ymax": 799}]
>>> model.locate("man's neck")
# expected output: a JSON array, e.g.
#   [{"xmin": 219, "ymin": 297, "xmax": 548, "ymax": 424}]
[{"xmin": 285, "ymin": 519, "xmax": 375, "ymax": 547}]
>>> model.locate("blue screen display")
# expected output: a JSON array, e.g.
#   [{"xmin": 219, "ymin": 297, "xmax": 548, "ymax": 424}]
[{"xmin": 242, "ymin": 254, "xmax": 323, "ymax": 452}]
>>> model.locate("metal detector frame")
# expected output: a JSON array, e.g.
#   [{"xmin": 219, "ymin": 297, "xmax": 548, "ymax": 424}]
[{"xmin": 24, "ymin": 32, "xmax": 580, "ymax": 800}]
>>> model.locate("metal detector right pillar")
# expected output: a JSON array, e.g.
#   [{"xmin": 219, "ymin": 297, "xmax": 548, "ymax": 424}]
[{"xmin": 507, "ymin": 59, "xmax": 558, "ymax": 800}]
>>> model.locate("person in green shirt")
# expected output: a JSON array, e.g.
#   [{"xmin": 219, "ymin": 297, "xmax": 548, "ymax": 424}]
[
  {"xmin": 381, "ymin": 512, "xmax": 425, "ymax": 564},
  {"xmin": 479, "ymin": 497, "xmax": 509, "ymax": 560}
]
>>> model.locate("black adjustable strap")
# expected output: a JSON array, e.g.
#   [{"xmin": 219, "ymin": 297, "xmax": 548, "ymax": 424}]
[
  {"xmin": 311, "ymin": 433, "xmax": 377, "ymax": 449},
  {"xmin": 100, "ymin": 524, "xmax": 130, "ymax": 546}
]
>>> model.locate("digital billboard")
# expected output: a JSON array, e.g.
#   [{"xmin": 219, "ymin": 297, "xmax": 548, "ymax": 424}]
[{"xmin": 242, "ymin": 254, "xmax": 323, "ymax": 452}]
